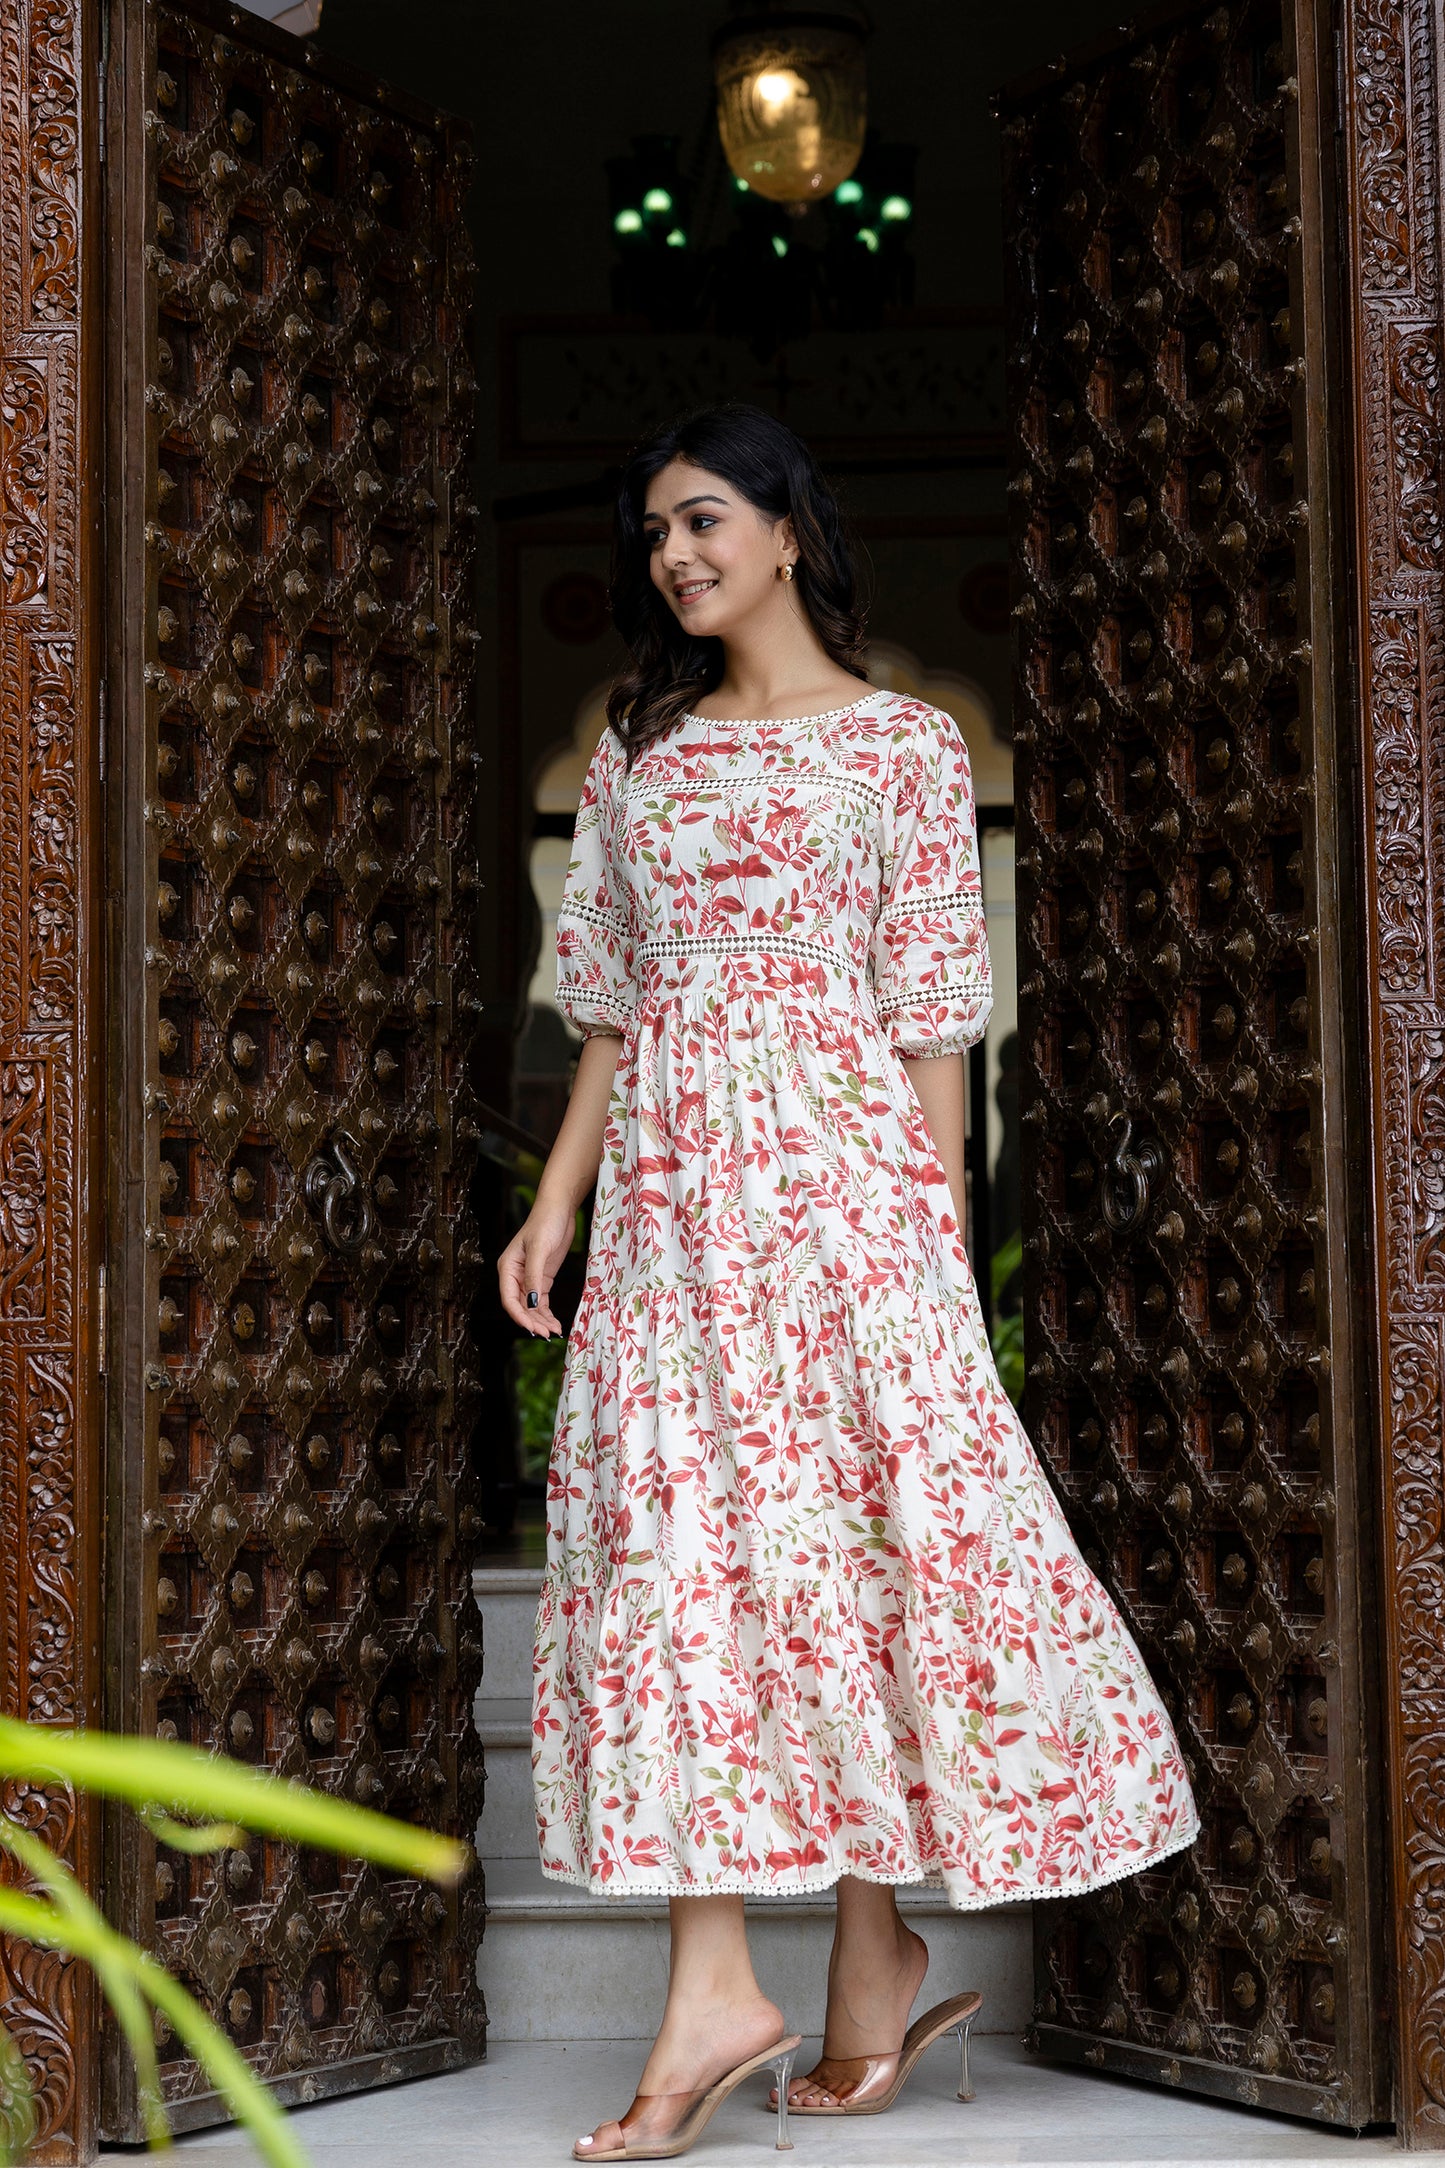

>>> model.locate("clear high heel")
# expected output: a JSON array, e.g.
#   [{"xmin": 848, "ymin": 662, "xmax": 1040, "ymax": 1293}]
[
  {"xmin": 778, "ymin": 1989, "xmax": 983, "ymax": 2116},
  {"xmin": 573, "ymin": 2033, "xmax": 803, "ymax": 2160}
]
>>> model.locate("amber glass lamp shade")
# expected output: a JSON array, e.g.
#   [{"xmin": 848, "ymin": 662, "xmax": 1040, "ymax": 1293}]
[{"xmin": 713, "ymin": 12, "xmax": 868, "ymax": 205}]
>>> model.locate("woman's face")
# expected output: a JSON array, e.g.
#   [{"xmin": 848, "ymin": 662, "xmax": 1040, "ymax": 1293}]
[{"xmin": 642, "ymin": 458, "xmax": 796, "ymax": 641}]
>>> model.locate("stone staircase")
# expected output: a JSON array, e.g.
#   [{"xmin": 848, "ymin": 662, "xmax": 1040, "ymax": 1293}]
[{"xmin": 473, "ymin": 1563, "xmax": 1034, "ymax": 2043}]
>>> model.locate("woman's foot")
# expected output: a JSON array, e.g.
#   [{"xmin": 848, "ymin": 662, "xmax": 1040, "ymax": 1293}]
[
  {"xmin": 775, "ymin": 1904, "xmax": 930, "ymax": 2110},
  {"xmin": 574, "ymin": 1986, "xmax": 786, "ymax": 2157}
]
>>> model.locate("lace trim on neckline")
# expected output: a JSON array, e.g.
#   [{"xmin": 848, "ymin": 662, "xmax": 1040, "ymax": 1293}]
[{"xmin": 680, "ymin": 697, "xmax": 869, "ymax": 728}]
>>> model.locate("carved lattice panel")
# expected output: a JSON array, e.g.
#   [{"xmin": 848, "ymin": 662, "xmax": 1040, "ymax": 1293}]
[
  {"xmin": 1002, "ymin": 0, "xmax": 1388, "ymax": 2126},
  {"xmin": 102, "ymin": 0, "xmax": 485, "ymax": 2133}
]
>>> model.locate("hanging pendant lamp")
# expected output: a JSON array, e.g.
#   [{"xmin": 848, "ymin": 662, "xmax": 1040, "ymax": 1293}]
[{"xmin": 712, "ymin": 6, "xmax": 870, "ymax": 206}]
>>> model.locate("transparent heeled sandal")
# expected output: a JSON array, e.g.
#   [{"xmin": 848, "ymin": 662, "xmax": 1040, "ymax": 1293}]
[
  {"xmin": 573, "ymin": 2033, "xmax": 803, "ymax": 2160},
  {"xmin": 775, "ymin": 1989, "xmax": 983, "ymax": 2117}
]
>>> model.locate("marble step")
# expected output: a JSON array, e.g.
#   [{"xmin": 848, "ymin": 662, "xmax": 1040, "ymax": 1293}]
[
  {"xmin": 477, "ymin": 1857, "xmax": 1033, "ymax": 2043},
  {"xmin": 476, "ymin": 1696, "xmax": 535, "ymax": 1858},
  {"xmin": 475, "ymin": 1564, "xmax": 542, "ymax": 1702}
]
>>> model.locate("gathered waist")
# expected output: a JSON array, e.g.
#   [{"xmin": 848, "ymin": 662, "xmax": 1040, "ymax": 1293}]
[{"xmin": 633, "ymin": 933, "xmax": 869, "ymax": 1004}]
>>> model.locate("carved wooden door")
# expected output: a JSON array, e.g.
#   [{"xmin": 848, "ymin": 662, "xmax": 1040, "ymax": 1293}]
[
  {"xmin": 1002, "ymin": 0, "xmax": 1390, "ymax": 2127},
  {"xmin": 100, "ymin": 0, "xmax": 485, "ymax": 2134}
]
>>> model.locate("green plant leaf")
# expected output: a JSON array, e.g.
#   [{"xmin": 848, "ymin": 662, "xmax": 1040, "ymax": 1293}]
[
  {"xmin": 137, "ymin": 1803, "xmax": 248, "ymax": 1855},
  {"xmin": 0, "ymin": 1815, "xmax": 171, "ymax": 2149},
  {"xmin": 0, "ymin": 2013, "xmax": 36, "ymax": 2168},
  {"xmin": 514, "ymin": 1331, "xmax": 568, "ymax": 1483},
  {"xmin": 990, "ymin": 1229, "xmax": 1023, "ymax": 1309},
  {"xmin": 0, "ymin": 1888, "xmax": 310, "ymax": 2168},
  {"xmin": 0, "ymin": 1721, "xmax": 466, "ymax": 1885}
]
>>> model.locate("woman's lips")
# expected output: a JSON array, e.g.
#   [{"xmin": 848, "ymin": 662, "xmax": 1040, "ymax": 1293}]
[{"xmin": 674, "ymin": 579, "xmax": 718, "ymax": 606}]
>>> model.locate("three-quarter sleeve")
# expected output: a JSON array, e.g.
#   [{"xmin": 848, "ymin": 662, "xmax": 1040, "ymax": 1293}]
[
  {"xmin": 869, "ymin": 705, "xmax": 993, "ymax": 1057},
  {"xmin": 554, "ymin": 728, "xmax": 637, "ymax": 1040}
]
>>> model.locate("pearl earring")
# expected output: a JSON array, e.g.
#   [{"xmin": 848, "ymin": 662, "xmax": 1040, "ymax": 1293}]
[{"xmin": 780, "ymin": 562, "xmax": 795, "ymax": 583}]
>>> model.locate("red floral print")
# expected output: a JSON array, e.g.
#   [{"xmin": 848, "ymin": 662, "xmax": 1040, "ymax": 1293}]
[{"xmin": 533, "ymin": 691, "xmax": 1199, "ymax": 1906}]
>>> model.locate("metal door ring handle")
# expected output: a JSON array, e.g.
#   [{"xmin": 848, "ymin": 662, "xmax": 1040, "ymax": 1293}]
[
  {"xmin": 1100, "ymin": 1112, "xmax": 1162, "ymax": 1234},
  {"xmin": 302, "ymin": 1130, "xmax": 375, "ymax": 1255}
]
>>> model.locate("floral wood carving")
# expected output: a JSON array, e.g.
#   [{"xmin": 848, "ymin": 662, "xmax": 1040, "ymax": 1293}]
[
  {"xmin": 23, "ymin": 0, "xmax": 79, "ymax": 325},
  {"xmin": 0, "ymin": 1061, "xmax": 48, "ymax": 1321},
  {"xmin": 1346, "ymin": 0, "xmax": 1445, "ymax": 2142},
  {"xmin": 1392, "ymin": 328, "xmax": 1445, "ymax": 568},
  {"xmin": 0, "ymin": 0, "xmax": 94, "ymax": 2159},
  {"xmin": 1352, "ymin": 0, "xmax": 1413, "ymax": 290},
  {"xmin": 1370, "ymin": 608, "xmax": 1430, "ymax": 994},
  {"xmin": 0, "ymin": 363, "xmax": 49, "ymax": 606}
]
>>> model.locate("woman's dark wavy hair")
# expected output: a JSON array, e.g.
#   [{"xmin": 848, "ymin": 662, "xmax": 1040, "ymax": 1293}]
[{"xmin": 606, "ymin": 404, "xmax": 868, "ymax": 765}]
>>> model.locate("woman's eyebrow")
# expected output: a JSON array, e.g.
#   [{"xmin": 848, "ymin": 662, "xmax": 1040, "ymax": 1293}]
[{"xmin": 644, "ymin": 494, "xmax": 729, "ymax": 521}]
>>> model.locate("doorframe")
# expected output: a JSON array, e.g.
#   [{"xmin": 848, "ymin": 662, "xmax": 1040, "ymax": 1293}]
[
  {"xmin": 1339, "ymin": 0, "xmax": 1445, "ymax": 2146},
  {"xmin": 2, "ymin": 0, "xmax": 1445, "ymax": 2154},
  {"xmin": 0, "ymin": 0, "xmax": 104, "ymax": 2160}
]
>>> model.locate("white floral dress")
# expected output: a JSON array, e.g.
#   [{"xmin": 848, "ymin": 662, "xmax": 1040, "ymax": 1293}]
[{"xmin": 531, "ymin": 689, "xmax": 1199, "ymax": 1906}]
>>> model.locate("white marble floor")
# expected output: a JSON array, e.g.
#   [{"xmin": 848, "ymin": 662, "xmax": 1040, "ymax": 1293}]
[{"xmin": 145, "ymin": 2035, "xmax": 1401, "ymax": 2167}]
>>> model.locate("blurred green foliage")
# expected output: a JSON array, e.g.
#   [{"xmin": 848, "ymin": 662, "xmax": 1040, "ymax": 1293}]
[{"xmin": 0, "ymin": 1719, "xmax": 466, "ymax": 2166}]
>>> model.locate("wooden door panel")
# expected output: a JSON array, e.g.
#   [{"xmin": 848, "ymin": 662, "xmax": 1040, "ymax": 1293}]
[
  {"xmin": 101, "ymin": 0, "xmax": 485, "ymax": 2133},
  {"xmin": 1002, "ymin": 0, "xmax": 1388, "ymax": 2126}
]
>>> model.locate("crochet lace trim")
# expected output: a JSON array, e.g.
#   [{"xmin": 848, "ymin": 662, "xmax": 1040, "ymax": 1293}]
[
  {"xmin": 635, "ymin": 931, "xmax": 861, "ymax": 975},
  {"xmin": 623, "ymin": 767, "xmax": 886, "ymax": 812},
  {"xmin": 537, "ymin": 1815, "xmax": 1201, "ymax": 1910},
  {"xmin": 556, "ymin": 981, "xmax": 634, "ymax": 1028},
  {"xmin": 874, "ymin": 973, "xmax": 990, "ymax": 1016},
  {"xmin": 559, "ymin": 899, "xmax": 630, "ymax": 936},
  {"xmin": 679, "ymin": 699, "xmax": 869, "ymax": 728},
  {"xmin": 875, "ymin": 883, "xmax": 987, "ymax": 924}
]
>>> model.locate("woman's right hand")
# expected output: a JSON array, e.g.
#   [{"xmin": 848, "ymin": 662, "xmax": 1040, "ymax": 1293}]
[
  {"xmin": 496, "ymin": 1030, "xmax": 624, "ymax": 1340},
  {"xmin": 497, "ymin": 1199, "xmax": 578, "ymax": 1339}
]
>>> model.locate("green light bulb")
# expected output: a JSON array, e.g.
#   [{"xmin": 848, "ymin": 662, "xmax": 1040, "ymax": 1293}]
[
  {"xmin": 666, "ymin": 227, "xmax": 687, "ymax": 249},
  {"xmin": 857, "ymin": 226, "xmax": 880, "ymax": 252},
  {"xmin": 614, "ymin": 208, "xmax": 643, "ymax": 235},
  {"xmin": 771, "ymin": 235, "xmax": 788, "ymax": 258},
  {"xmin": 880, "ymin": 194, "xmax": 912, "ymax": 222},
  {"xmin": 642, "ymin": 187, "xmax": 673, "ymax": 215},
  {"xmin": 835, "ymin": 178, "xmax": 864, "ymax": 206},
  {"xmin": 734, "ymin": 176, "xmax": 750, "ymax": 193}
]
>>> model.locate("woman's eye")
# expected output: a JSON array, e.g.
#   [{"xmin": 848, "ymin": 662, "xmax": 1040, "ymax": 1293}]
[{"xmin": 691, "ymin": 515, "xmax": 716, "ymax": 531}]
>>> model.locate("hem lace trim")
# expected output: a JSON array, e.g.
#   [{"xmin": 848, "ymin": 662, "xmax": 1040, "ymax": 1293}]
[{"xmin": 536, "ymin": 1813, "xmax": 1201, "ymax": 1911}]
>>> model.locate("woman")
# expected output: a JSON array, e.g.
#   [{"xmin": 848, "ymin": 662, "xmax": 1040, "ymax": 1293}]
[{"xmin": 498, "ymin": 405, "xmax": 1198, "ymax": 2162}]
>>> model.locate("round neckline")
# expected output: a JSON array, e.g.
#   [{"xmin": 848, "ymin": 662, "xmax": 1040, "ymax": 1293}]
[{"xmin": 682, "ymin": 696, "xmax": 869, "ymax": 728}]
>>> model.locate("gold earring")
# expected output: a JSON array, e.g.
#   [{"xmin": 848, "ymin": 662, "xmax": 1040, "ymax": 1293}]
[{"xmin": 780, "ymin": 562, "xmax": 795, "ymax": 582}]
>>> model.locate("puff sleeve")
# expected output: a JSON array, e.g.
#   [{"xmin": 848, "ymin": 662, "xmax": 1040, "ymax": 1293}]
[
  {"xmin": 554, "ymin": 728, "xmax": 637, "ymax": 1040},
  {"xmin": 869, "ymin": 706, "xmax": 993, "ymax": 1057}
]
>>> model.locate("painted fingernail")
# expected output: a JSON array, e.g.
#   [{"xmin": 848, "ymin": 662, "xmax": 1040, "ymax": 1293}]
[{"xmin": 526, "ymin": 1290, "xmax": 539, "ymax": 1308}]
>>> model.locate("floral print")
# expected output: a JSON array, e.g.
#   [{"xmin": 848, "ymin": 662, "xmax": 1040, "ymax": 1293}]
[{"xmin": 532, "ymin": 691, "xmax": 1199, "ymax": 1906}]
